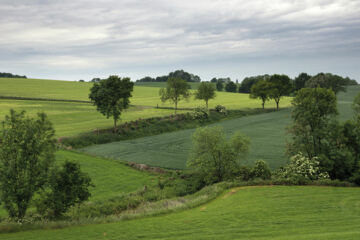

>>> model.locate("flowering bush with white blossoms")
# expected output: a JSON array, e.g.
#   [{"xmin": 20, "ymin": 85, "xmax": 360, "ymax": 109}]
[{"xmin": 280, "ymin": 153, "xmax": 329, "ymax": 180}]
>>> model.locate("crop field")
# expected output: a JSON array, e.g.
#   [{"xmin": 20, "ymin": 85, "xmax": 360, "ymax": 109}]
[
  {"xmin": 0, "ymin": 78, "xmax": 291, "ymax": 109},
  {"xmin": 0, "ymin": 99, "xmax": 181, "ymax": 137},
  {"xmin": 82, "ymin": 85, "xmax": 360, "ymax": 169},
  {"xmin": 3, "ymin": 186, "xmax": 360, "ymax": 240}
]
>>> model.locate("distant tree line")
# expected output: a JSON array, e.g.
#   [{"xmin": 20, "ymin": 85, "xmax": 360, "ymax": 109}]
[
  {"xmin": 0, "ymin": 72, "xmax": 27, "ymax": 78},
  {"xmin": 137, "ymin": 70, "xmax": 201, "ymax": 83}
]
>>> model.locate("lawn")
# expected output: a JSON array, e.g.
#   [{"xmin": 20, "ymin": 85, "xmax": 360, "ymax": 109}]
[
  {"xmin": 2, "ymin": 186, "xmax": 360, "ymax": 240},
  {"xmin": 81, "ymin": 85, "xmax": 360, "ymax": 169},
  {"xmin": 0, "ymin": 99, "xmax": 182, "ymax": 137},
  {"xmin": 0, "ymin": 78, "xmax": 291, "ymax": 109}
]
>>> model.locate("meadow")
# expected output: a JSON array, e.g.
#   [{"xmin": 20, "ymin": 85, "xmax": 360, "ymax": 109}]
[
  {"xmin": 81, "ymin": 85, "xmax": 360, "ymax": 170},
  {"xmin": 2, "ymin": 186, "xmax": 360, "ymax": 240},
  {"xmin": 0, "ymin": 78, "xmax": 291, "ymax": 110},
  {"xmin": 0, "ymin": 99, "xmax": 181, "ymax": 137}
]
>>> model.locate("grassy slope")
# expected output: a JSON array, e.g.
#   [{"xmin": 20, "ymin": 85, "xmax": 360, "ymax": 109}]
[
  {"xmin": 0, "ymin": 100, "xmax": 181, "ymax": 137},
  {"xmin": 0, "ymin": 150, "xmax": 154, "ymax": 217},
  {"xmin": 0, "ymin": 78, "xmax": 291, "ymax": 109},
  {"xmin": 3, "ymin": 186, "xmax": 360, "ymax": 240},
  {"xmin": 81, "ymin": 85, "xmax": 360, "ymax": 170}
]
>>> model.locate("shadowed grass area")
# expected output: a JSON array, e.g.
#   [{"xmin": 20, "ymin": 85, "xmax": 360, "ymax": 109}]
[{"xmin": 2, "ymin": 186, "xmax": 359, "ymax": 240}]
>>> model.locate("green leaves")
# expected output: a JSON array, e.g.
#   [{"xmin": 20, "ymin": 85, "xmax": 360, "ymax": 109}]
[{"xmin": 159, "ymin": 77, "xmax": 190, "ymax": 113}]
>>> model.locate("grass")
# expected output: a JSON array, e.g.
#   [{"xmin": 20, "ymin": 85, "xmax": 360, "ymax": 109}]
[
  {"xmin": 0, "ymin": 78, "xmax": 291, "ymax": 109},
  {"xmin": 81, "ymin": 85, "xmax": 360, "ymax": 170},
  {"xmin": 2, "ymin": 186, "xmax": 359, "ymax": 240},
  {"xmin": 0, "ymin": 99, "xmax": 183, "ymax": 137},
  {"xmin": 0, "ymin": 150, "xmax": 155, "ymax": 218}
]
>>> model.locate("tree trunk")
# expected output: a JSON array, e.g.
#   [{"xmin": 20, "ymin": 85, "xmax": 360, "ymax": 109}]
[
  {"xmin": 206, "ymin": 100, "xmax": 208, "ymax": 109},
  {"xmin": 276, "ymin": 100, "xmax": 279, "ymax": 110},
  {"xmin": 262, "ymin": 101, "xmax": 265, "ymax": 109},
  {"xmin": 113, "ymin": 118, "xmax": 117, "ymax": 133},
  {"xmin": 175, "ymin": 101, "xmax": 178, "ymax": 114}
]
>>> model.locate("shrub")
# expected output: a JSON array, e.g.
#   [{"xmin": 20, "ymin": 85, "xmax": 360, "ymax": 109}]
[
  {"xmin": 191, "ymin": 107, "xmax": 209, "ymax": 121},
  {"xmin": 251, "ymin": 160, "xmax": 272, "ymax": 180},
  {"xmin": 215, "ymin": 105, "xmax": 226, "ymax": 114}
]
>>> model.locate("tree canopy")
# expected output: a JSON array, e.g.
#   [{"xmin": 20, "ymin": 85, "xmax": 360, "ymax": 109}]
[
  {"xmin": 225, "ymin": 81, "xmax": 237, "ymax": 92},
  {"xmin": 159, "ymin": 77, "xmax": 190, "ymax": 113},
  {"xmin": 305, "ymin": 73, "xmax": 348, "ymax": 94},
  {"xmin": 239, "ymin": 75, "xmax": 270, "ymax": 93},
  {"xmin": 250, "ymin": 80, "xmax": 271, "ymax": 109},
  {"xmin": 194, "ymin": 82, "xmax": 216, "ymax": 109},
  {"xmin": 137, "ymin": 70, "xmax": 201, "ymax": 82},
  {"xmin": 268, "ymin": 74, "xmax": 293, "ymax": 109},
  {"xmin": 294, "ymin": 72, "xmax": 311, "ymax": 91},
  {"xmin": 89, "ymin": 75, "xmax": 134, "ymax": 132}
]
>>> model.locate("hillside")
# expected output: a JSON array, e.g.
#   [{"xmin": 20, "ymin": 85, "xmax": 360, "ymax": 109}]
[{"xmin": 3, "ymin": 186, "xmax": 360, "ymax": 240}]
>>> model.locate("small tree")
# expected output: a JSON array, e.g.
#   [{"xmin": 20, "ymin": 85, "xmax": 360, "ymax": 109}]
[
  {"xmin": 187, "ymin": 126, "xmax": 250, "ymax": 184},
  {"xmin": 225, "ymin": 81, "xmax": 237, "ymax": 92},
  {"xmin": 0, "ymin": 110, "xmax": 56, "ymax": 220},
  {"xmin": 250, "ymin": 80, "xmax": 271, "ymax": 109},
  {"xmin": 268, "ymin": 74, "xmax": 293, "ymax": 109},
  {"xmin": 216, "ymin": 81, "xmax": 224, "ymax": 91},
  {"xmin": 89, "ymin": 75, "xmax": 134, "ymax": 132},
  {"xmin": 159, "ymin": 77, "xmax": 190, "ymax": 114},
  {"xmin": 194, "ymin": 82, "xmax": 216, "ymax": 109},
  {"xmin": 37, "ymin": 161, "xmax": 93, "ymax": 218},
  {"xmin": 251, "ymin": 160, "xmax": 272, "ymax": 180}
]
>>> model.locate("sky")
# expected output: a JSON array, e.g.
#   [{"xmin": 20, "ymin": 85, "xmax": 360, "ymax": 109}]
[{"xmin": 1, "ymin": 0, "xmax": 359, "ymax": 82}]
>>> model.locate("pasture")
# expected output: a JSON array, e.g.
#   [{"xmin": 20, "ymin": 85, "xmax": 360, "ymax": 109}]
[
  {"xmin": 3, "ymin": 186, "xmax": 360, "ymax": 240},
  {"xmin": 0, "ymin": 78, "xmax": 291, "ymax": 110},
  {"xmin": 81, "ymin": 85, "xmax": 360, "ymax": 169},
  {"xmin": 0, "ymin": 99, "xmax": 181, "ymax": 137}
]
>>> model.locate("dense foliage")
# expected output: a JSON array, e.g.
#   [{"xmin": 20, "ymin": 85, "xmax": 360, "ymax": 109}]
[
  {"xmin": 0, "ymin": 110, "xmax": 56, "ymax": 220},
  {"xmin": 249, "ymin": 80, "xmax": 271, "ymax": 109},
  {"xmin": 0, "ymin": 72, "xmax": 27, "ymax": 78},
  {"xmin": 89, "ymin": 75, "xmax": 134, "ymax": 132},
  {"xmin": 159, "ymin": 77, "xmax": 191, "ymax": 113},
  {"xmin": 137, "ymin": 70, "xmax": 201, "ymax": 82}
]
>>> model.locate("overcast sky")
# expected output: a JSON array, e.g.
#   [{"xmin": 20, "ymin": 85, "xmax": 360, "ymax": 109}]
[{"xmin": 1, "ymin": 0, "xmax": 359, "ymax": 81}]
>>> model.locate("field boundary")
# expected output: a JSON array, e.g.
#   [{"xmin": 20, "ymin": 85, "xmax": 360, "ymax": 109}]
[{"xmin": 0, "ymin": 95, "xmax": 91, "ymax": 103}]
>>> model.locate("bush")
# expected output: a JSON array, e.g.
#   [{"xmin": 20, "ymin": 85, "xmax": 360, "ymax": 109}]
[
  {"xmin": 191, "ymin": 107, "xmax": 209, "ymax": 121},
  {"xmin": 215, "ymin": 105, "xmax": 226, "ymax": 114},
  {"xmin": 251, "ymin": 160, "xmax": 272, "ymax": 180},
  {"xmin": 37, "ymin": 161, "xmax": 93, "ymax": 218}
]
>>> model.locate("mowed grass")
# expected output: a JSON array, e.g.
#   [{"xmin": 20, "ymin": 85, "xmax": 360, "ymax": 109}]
[
  {"xmin": 3, "ymin": 186, "xmax": 360, "ymax": 240},
  {"xmin": 81, "ymin": 85, "xmax": 360, "ymax": 170},
  {"xmin": 0, "ymin": 150, "xmax": 154, "ymax": 217},
  {"xmin": 0, "ymin": 99, "xmax": 182, "ymax": 137},
  {"xmin": 0, "ymin": 78, "xmax": 291, "ymax": 109}
]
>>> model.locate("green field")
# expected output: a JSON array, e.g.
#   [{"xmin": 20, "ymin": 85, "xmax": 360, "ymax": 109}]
[
  {"xmin": 3, "ymin": 186, "xmax": 360, "ymax": 240},
  {"xmin": 0, "ymin": 99, "xmax": 181, "ymax": 137},
  {"xmin": 0, "ymin": 78, "xmax": 291, "ymax": 109},
  {"xmin": 0, "ymin": 150, "xmax": 154, "ymax": 217},
  {"xmin": 81, "ymin": 85, "xmax": 360, "ymax": 169}
]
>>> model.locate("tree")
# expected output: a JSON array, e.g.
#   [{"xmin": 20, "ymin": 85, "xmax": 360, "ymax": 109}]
[
  {"xmin": 353, "ymin": 92, "xmax": 360, "ymax": 120},
  {"xmin": 251, "ymin": 160, "xmax": 272, "ymax": 180},
  {"xmin": 187, "ymin": 126, "xmax": 250, "ymax": 184},
  {"xmin": 37, "ymin": 161, "xmax": 93, "ymax": 218},
  {"xmin": 250, "ymin": 80, "xmax": 271, "ymax": 109},
  {"xmin": 268, "ymin": 74, "xmax": 293, "ymax": 109},
  {"xmin": 159, "ymin": 77, "xmax": 190, "ymax": 114},
  {"xmin": 89, "ymin": 75, "xmax": 134, "ymax": 132},
  {"xmin": 0, "ymin": 110, "xmax": 56, "ymax": 220},
  {"xmin": 305, "ymin": 73, "xmax": 348, "ymax": 94},
  {"xmin": 225, "ymin": 81, "xmax": 237, "ymax": 92},
  {"xmin": 294, "ymin": 72, "xmax": 311, "ymax": 91},
  {"xmin": 287, "ymin": 87, "xmax": 337, "ymax": 166},
  {"xmin": 239, "ymin": 75, "xmax": 270, "ymax": 93},
  {"xmin": 194, "ymin": 82, "xmax": 216, "ymax": 109},
  {"xmin": 216, "ymin": 81, "xmax": 224, "ymax": 91}
]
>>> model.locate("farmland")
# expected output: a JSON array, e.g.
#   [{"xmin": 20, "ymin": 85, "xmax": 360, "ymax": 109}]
[
  {"xmin": 0, "ymin": 78, "xmax": 291, "ymax": 110},
  {"xmin": 2, "ymin": 186, "xmax": 360, "ymax": 240},
  {"xmin": 81, "ymin": 85, "xmax": 360, "ymax": 169}
]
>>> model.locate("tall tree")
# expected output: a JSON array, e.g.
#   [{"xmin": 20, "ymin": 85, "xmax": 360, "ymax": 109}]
[
  {"xmin": 225, "ymin": 81, "xmax": 237, "ymax": 92},
  {"xmin": 268, "ymin": 74, "xmax": 293, "ymax": 109},
  {"xmin": 194, "ymin": 82, "xmax": 216, "ymax": 109},
  {"xmin": 159, "ymin": 77, "xmax": 190, "ymax": 113},
  {"xmin": 0, "ymin": 110, "xmax": 56, "ymax": 220},
  {"xmin": 250, "ymin": 80, "xmax": 271, "ymax": 109},
  {"xmin": 305, "ymin": 73, "xmax": 348, "ymax": 94},
  {"xmin": 89, "ymin": 75, "xmax": 134, "ymax": 132},
  {"xmin": 239, "ymin": 74, "xmax": 270, "ymax": 93},
  {"xmin": 216, "ymin": 81, "xmax": 224, "ymax": 91},
  {"xmin": 294, "ymin": 72, "xmax": 311, "ymax": 91}
]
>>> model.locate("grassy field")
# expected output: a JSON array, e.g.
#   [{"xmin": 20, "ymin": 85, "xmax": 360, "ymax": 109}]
[
  {"xmin": 0, "ymin": 100, "xmax": 183, "ymax": 137},
  {"xmin": 2, "ymin": 186, "xmax": 360, "ymax": 240},
  {"xmin": 81, "ymin": 85, "xmax": 360, "ymax": 169},
  {"xmin": 0, "ymin": 150, "xmax": 155, "ymax": 217},
  {"xmin": 0, "ymin": 78, "xmax": 291, "ymax": 109}
]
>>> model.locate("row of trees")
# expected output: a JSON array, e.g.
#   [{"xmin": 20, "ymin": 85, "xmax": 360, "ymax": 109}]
[
  {"xmin": 0, "ymin": 111, "xmax": 92, "ymax": 220},
  {"xmin": 0, "ymin": 72, "xmax": 27, "ymax": 78},
  {"xmin": 137, "ymin": 70, "xmax": 201, "ymax": 83}
]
